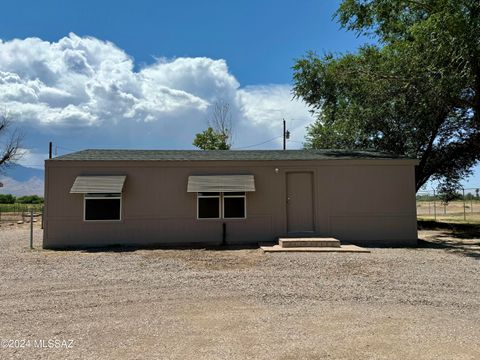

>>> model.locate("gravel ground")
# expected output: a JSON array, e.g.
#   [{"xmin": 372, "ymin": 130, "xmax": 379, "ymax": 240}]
[{"xmin": 0, "ymin": 224, "xmax": 479, "ymax": 359}]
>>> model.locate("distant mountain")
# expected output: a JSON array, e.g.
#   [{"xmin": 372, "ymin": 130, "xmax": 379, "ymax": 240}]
[
  {"xmin": 0, "ymin": 164, "xmax": 44, "ymax": 196},
  {"xmin": 2, "ymin": 164, "xmax": 44, "ymax": 181}
]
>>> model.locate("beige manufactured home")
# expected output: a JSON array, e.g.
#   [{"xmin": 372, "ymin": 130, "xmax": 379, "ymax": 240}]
[{"xmin": 43, "ymin": 149, "xmax": 419, "ymax": 248}]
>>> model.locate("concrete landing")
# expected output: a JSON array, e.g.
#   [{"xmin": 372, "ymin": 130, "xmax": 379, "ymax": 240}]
[{"xmin": 261, "ymin": 244, "xmax": 370, "ymax": 253}]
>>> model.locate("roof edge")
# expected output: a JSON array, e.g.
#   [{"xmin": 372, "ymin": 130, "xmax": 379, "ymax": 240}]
[{"xmin": 48, "ymin": 149, "xmax": 418, "ymax": 163}]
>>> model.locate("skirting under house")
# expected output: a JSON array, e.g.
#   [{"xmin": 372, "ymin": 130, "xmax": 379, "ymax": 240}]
[{"xmin": 43, "ymin": 149, "xmax": 419, "ymax": 248}]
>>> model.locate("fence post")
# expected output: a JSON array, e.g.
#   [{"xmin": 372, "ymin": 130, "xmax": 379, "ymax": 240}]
[
  {"xmin": 463, "ymin": 188, "xmax": 466, "ymax": 221},
  {"xmin": 30, "ymin": 209, "xmax": 33, "ymax": 249},
  {"xmin": 433, "ymin": 189, "xmax": 437, "ymax": 221}
]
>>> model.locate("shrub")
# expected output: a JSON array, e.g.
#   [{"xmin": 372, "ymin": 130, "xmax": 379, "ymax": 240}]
[
  {"xmin": 16, "ymin": 195, "xmax": 44, "ymax": 204},
  {"xmin": 0, "ymin": 194, "xmax": 16, "ymax": 204}
]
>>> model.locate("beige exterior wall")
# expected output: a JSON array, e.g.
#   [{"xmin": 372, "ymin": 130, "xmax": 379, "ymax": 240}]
[{"xmin": 43, "ymin": 159, "xmax": 418, "ymax": 248}]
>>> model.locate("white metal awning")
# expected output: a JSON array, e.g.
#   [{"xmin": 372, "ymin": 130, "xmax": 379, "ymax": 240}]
[
  {"xmin": 187, "ymin": 175, "xmax": 255, "ymax": 192},
  {"xmin": 70, "ymin": 176, "xmax": 126, "ymax": 194}
]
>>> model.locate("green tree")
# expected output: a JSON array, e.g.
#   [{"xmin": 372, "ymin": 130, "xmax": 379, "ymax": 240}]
[
  {"xmin": 193, "ymin": 100, "xmax": 233, "ymax": 150},
  {"xmin": 437, "ymin": 183, "xmax": 461, "ymax": 205},
  {"xmin": 293, "ymin": 0, "xmax": 480, "ymax": 193},
  {"xmin": 193, "ymin": 127, "xmax": 230, "ymax": 150},
  {"xmin": 0, "ymin": 194, "xmax": 16, "ymax": 204},
  {"xmin": 16, "ymin": 195, "xmax": 44, "ymax": 204}
]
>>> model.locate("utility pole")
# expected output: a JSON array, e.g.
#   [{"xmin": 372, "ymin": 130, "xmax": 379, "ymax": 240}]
[
  {"xmin": 49, "ymin": 142, "xmax": 52, "ymax": 159},
  {"xmin": 283, "ymin": 119, "xmax": 290, "ymax": 150}
]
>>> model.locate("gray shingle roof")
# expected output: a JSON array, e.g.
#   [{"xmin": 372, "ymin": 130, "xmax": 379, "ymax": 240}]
[{"xmin": 50, "ymin": 149, "xmax": 412, "ymax": 161}]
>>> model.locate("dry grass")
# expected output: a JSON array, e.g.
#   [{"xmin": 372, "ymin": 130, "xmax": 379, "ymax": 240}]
[{"xmin": 417, "ymin": 200, "xmax": 480, "ymax": 224}]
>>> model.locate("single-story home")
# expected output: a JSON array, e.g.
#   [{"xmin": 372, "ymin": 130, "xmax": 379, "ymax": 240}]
[{"xmin": 43, "ymin": 149, "xmax": 419, "ymax": 248}]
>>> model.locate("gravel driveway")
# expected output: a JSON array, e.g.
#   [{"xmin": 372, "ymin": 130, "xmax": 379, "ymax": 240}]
[{"xmin": 0, "ymin": 224, "xmax": 479, "ymax": 359}]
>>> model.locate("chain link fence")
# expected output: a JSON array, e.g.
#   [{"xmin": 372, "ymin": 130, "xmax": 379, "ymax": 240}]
[
  {"xmin": 417, "ymin": 187, "xmax": 480, "ymax": 222},
  {"xmin": 0, "ymin": 204, "xmax": 43, "ymax": 227}
]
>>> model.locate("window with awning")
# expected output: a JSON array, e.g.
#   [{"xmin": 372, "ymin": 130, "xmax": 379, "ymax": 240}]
[
  {"xmin": 70, "ymin": 176, "xmax": 126, "ymax": 194},
  {"xmin": 188, "ymin": 175, "xmax": 254, "ymax": 219},
  {"xmin": 70, "ymin": 176, "xmax": 126, "ymax": 221},
  {"xmin": 187, "ymin": 175, "xmax": 255, "ymax": 193}
]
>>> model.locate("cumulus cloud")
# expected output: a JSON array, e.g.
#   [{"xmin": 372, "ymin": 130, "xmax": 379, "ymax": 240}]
[
  {"xmin": 235, "ymin": 85, "xmax": 312, "ymax": 147},
  {"xmin": 0, "ymin": 33, "xmax": 314, "ymax": 159},
  {"xmin": 16, "ymin": 148, "xmax": 48, "ymax": 168},
  {"xmin": 0, "ymin": 34, "xmax": 209, "ymax": 127}
]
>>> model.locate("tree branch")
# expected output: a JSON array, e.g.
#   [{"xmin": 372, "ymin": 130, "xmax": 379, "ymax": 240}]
[{"xmin": 0, "ymin": 111, "xmax": 23, "ymax": 170}]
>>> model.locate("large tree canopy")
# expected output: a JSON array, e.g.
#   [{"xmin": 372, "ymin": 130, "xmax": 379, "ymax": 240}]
[{"xmin": 293, "ymin": 0, "xmax": 480, "ymax": 192}]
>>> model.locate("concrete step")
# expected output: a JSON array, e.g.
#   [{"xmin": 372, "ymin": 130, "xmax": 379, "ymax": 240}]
[{"xmin": 279, "ymin": 237, "xmax": 341, "ymax": 248}]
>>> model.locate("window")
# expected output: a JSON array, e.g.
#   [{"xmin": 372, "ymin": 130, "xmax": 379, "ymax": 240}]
[
  {"xmin": 84, "ymin": 193, "xmax": 121, "ymax": 221},
  {"xmin": 197, "ymin": 192, "xmax": 246, "ymax": 219},
  {"xmin": 223, "ymin": 192, "xmax": 246, "ymax": 219},
  {"xmin": 197, "ymin": 192, "xmax": 221, "ymax": 219}
]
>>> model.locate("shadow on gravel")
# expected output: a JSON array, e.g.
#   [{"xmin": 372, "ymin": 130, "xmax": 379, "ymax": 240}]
[
  {"xmin": 417, "ymin": 240, "xmax": 480, "ymax": 259},
  {"xmin": 417, "ymin": 220, "xmax": 480, "ymax": 260},
  {"xmin": 359, "ymin": 221, "xmax": 480, "ymax": 260},
  {"xmin": 79, "ymin": 243, "xmax": 260, "ymax": 253},
  {"xmin": 418, "ymin": 220, "xmax": 480, "ymax": 238}
]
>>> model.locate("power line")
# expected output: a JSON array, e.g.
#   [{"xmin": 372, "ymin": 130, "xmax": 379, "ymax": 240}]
[
  {"xmin": 289, "ymin": 121, "xmax": 307, "ymax": 133},
  {"xmin": 232, "ymin": 136, "xmax": 282, "ymax": 150}
]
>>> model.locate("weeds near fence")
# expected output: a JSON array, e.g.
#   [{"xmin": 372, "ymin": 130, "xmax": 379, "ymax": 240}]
[
  {"xmin": 0, "ymin": 203, "xmax": 43, "ymax": 213},
  {"xmin": 0, "ymin": 204, "xmax": 43, "ymax": 225}
]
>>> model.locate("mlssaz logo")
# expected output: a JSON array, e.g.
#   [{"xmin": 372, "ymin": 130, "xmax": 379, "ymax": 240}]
[{"xmin": 34, "ymin": 339, "xmax": 75, "ymax": 349}]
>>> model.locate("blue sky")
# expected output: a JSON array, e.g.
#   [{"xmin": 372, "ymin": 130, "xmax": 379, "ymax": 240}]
[
  {"xmin": 0, "ymin": 0, "xmax": 478, "ymax": 192},
  {"xmin": 1, "ymin": 0, "xmax": 364, "ymax": 85}
]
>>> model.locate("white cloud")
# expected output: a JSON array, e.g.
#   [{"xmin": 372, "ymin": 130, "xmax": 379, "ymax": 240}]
[
  {"xmin": 0, "ymin": 34, "xmax": 211, "ymax": 127},
  {"xmin": 0, "ymin": 33, "xmax": 314, "ymax": 160},
  {"xmin": 141, "ymin": 57, "xmax": 240, "ymax": 101},
  {"xmin": 235, "ymin": 85, "xmax": 312, "ymax": 147},
  {"xmin": 16, "ymin": 148, "xmax": 48, "ymax": 168}
]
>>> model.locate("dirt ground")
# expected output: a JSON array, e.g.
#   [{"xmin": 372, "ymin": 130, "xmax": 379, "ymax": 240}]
[{"xmin": 0, "ymin": 223, "xmax": 479, "ymax": 360}]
